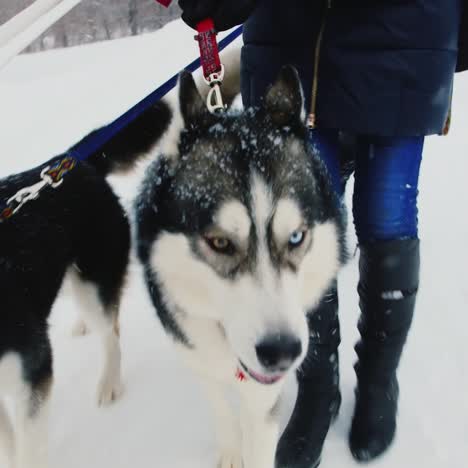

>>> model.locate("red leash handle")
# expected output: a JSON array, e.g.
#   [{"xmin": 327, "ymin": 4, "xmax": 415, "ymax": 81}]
[
  {"xmin": 155, "ymin": 0, "xmax": 225, "ymax": 112},
  {"xmin": 195, "ymin": 20, "xmax": 225, "ymax": 112},
  {"xmin": 155, "ymin": 0, "xmax": 172, "ymax": 6},
  {"xmin": 155, "ymin": 1, "xmax": 221, "ymax": 79},
  {"xmin": 195, "ymin": 19, "xmax": 222, "ymax": 79}
]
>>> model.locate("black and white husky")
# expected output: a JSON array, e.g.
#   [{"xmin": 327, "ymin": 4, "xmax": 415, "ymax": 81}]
[
  {"xmin": 133, "ymin": 67, "xmax": 347, "ymax": 468},
  {"xmin": 0, "ymin": 102, "xmax": 168, "ymax": 467}
]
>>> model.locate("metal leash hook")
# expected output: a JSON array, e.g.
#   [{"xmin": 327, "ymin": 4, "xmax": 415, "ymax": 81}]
[
  {"xmin": 204, "ymin": 64, "xmax": 226, "ymax": 113},
  {"xmin": 154, "ymin": 3, "xmax": 227, "ymax": 113},
  {"xmin": 1, "ymin": 156, "xmax": 75, "ymax": 222},
  {"xmin": 6, "ymin": 165, "xmax": 58, "ymax": 216}
]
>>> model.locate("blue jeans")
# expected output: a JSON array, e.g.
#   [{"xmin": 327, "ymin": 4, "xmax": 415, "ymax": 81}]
[{"xmin": 309, "ymin": 129, "xmax": 424, "ymax": 242}]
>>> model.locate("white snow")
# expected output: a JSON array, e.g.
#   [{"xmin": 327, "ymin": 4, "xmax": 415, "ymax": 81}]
[{"xmin": 1, "ymin": 18, "xmax": 468, "ymax": 468}]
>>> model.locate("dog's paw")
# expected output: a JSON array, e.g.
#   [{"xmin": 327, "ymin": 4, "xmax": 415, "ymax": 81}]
[
  {"xmin": 217, "ymin": 450, "xmax": 244, "ymax": 468},
  {"xmin": 97, "ymin": 374, "xmax": 123, "ymax": 406},
  {"xmin": 71, "ymin": 319, "xmax": 89, "ymax": 337}
]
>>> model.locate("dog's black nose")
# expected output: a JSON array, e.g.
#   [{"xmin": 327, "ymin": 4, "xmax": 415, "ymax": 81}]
[{"xmin": 256, "ymin": 335, "xmax": 302, "ymax": 371}]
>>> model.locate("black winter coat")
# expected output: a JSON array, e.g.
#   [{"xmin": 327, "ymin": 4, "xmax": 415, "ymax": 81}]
[
  {"xmin": 457, "ymin": 2, "xmax": 468, "ymax": 71},
  {"xmin": 241, "ymin": 0, "xmax": 464, "ymax": 136}
]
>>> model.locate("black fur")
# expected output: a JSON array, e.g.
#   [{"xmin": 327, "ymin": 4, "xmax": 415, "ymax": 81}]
[
  {"xmin": 71, "ymin": 100, "xmax": 172, "ymax": 175},
  {"xmin": 0, "ymin": 99, "xmax": 172, "ymax": 394},
  {"xmin": 0, "ymin": 157, "xmax": 129, "ymax": 391}
]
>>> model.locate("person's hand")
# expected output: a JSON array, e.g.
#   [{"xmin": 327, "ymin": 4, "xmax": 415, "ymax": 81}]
[{"xmin": 178, "ymin": 0, "xmax": 258, "ymax": 31}]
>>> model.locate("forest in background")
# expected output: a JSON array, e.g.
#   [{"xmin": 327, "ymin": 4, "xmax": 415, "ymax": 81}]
[{"xmin": 1, "ymin": 0, "xmax": 180, "ymax": 52}]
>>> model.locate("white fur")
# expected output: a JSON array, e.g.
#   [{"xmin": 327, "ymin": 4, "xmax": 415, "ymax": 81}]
[
  {"xmin": 0, "ymin": 354, "xmax": 21, "ymax": 467},
  {"xmin": 0, "ymin": 401, "xmax": 14, "ymax": 467},
  {"xmin": 0, "ymin": 353, "xmax": 49, "ymax": 468},
  {"xmin": 151, "ymin": 234, "xmax": 226, "ymax": 322},
  {"xmin": 69, "ymin": 270, "xmax": 123, "ymax": 405},
  {"xmin": 0, "ymin": 353, "xmax": 24, "ymax": 397},
  {"xmin": 199, "ymin": 380, "xmax": 242, "ymax": 468},
  {"xmin": 216, "ymin": 200, "xmax": 251, "ymax": 241},
  {"xmin": 71, "ymin": 318, "xmax": 89, "ymax": 337},
  {"xmin": 250, "ymin": 174, "xmax": 275, "ymax": 284},
  {"xmin": 237, "ymin": 376, "xmax": 283, "ymax": 468},
  {"xmin": 299, "ymin": 221, "xmax": 341, "ymax": 310},
  {"xmin": 14, "ymin": 393, "xmax": 50, "ymax": 468},
  {"xmin": 272, "ymin": 198, "xmax": 303, "ymax": 244}
]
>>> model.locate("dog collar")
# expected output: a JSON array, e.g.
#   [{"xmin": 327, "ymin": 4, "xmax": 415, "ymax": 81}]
[{"xmin": 235, "ymin": 368, "xmax": 248, "ymax": 382}]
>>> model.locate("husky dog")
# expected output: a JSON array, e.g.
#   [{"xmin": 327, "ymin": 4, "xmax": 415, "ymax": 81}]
[
  {"xmin": 133, "ymin": 66, "xmax": 347, "ymax": 468},
  {"xmin": 0, "ymin": 102, "xmax": 173, "ymax": 466}
]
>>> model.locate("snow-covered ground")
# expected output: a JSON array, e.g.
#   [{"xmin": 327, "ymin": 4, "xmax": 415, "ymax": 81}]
[{"xmin": 0, "ymin": 18, "xmax": 467, "ymax": 468}]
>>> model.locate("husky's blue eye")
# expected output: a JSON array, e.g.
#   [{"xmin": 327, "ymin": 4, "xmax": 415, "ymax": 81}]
[{"xmin": 289, "ymin": 230, "xmax": 305, "ymax": 248}]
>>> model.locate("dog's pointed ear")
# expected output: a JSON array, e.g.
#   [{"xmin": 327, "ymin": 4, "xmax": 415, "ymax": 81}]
[
  {"xmin": 179, "ymin": 70, "xmax": 208, "ymax": 125},
  {"xmin": 264, "ymin": 66, "xmax": 304, "ymax": 126}
]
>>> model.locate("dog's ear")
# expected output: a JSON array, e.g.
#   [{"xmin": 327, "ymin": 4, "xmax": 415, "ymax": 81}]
[
  {"xmin": 179, "ymin": 70, "xmax": 209, "ymax": 125},
  {"xmin": 264, "ymin": 66, "xmax": 304, "ymax": 126}
]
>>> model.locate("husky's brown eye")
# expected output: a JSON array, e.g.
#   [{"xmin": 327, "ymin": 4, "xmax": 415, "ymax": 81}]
[{"xmin": 205, "ymin": 236, "xmax": 235, "ymax": 255}]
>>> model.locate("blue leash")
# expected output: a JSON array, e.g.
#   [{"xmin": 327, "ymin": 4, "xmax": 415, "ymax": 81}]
[{"xmin": 1, "ymin": 26, "xmax": 243, "ymax": 223}]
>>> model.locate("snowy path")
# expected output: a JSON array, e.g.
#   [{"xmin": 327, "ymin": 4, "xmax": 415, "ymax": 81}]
[{"xmin": 0, "ymin": 19, "xmax": 467, "ymax": 468}]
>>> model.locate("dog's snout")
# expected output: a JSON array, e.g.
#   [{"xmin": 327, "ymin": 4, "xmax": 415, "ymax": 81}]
[{"xmin": 255, "ymin": 335, "xmax": 302, "ymax": 371}]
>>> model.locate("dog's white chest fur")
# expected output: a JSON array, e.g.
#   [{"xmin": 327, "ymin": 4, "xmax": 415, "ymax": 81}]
[{"xmin": 175, "ymin": 315, "xmax": 239, "ymax": 383}]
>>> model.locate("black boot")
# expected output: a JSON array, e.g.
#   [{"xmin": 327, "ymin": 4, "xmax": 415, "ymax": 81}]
[
  {"xmin": 349, "ymin": 239, "xmax": 420, "ymax": 462},
  {"xmin": 276, "ymin": 285, "xmax": 341, "ymax": 468}
]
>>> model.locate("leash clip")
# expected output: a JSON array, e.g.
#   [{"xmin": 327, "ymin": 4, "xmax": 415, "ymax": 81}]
[
  {"xmin": 6, "ymin": 166, "xmax": 62, "ymax": 216},
  {"xmin": 1, "ymin": 156, "xmax": 76, "ymax": 223},
  {"xmin": 204, "ymin": 64, "xmax": 226, "ymax": 113}
]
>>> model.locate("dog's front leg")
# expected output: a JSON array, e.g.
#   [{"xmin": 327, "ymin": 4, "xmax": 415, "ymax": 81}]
[
  {"xmin": 240, "ymin": 386, "xmax": 281, "ymax": 468},
  {"xmin": 0, "ymin": 401, "xmax": 14, "ymax": 467},
  {"xmin": 14, "ymin": 384, "xmax": 51, "ymax": 468},
  {"xmin": 200, "ymin": 380, "xmax": 243, "ymax": 468}
]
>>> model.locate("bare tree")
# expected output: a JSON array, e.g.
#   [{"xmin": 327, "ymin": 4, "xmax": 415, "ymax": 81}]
[
  {"xmin": 129, "ymin": 0, "xmax": 138, "ymax": 35},
  {"xmin": 0, "ymin": 0, "xmax": 182, "ymax": 53}
]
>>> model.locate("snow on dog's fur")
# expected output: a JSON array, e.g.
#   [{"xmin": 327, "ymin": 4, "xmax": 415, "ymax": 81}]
[{"xmin": 133, "ymin": 66, "xmax": 347, "ymax": 468}]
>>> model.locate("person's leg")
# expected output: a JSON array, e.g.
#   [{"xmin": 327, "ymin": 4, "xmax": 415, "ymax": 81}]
[
  {"xmin": 276, "ymin": 129, "xmax": 343, "ymax": 468},
  {"xmin": 352, "ymin": 135, "xmax": 423, "ymax": 242},
  {"xmin": 308, "ymin": 128, "xmax": 343, "ymax": 196},
  {"xmin": 276, "ymin": 282, "xmax": 341, "ymax": 468},
  {"xmin": 350, "ymin": 135, "xmax": 423, "ymax": 461}
]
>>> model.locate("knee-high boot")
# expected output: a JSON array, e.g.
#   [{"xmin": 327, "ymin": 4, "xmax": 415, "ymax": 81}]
[{"xmin": 349, "ymin": 239, "xmax": 420, "ymax": 461}]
